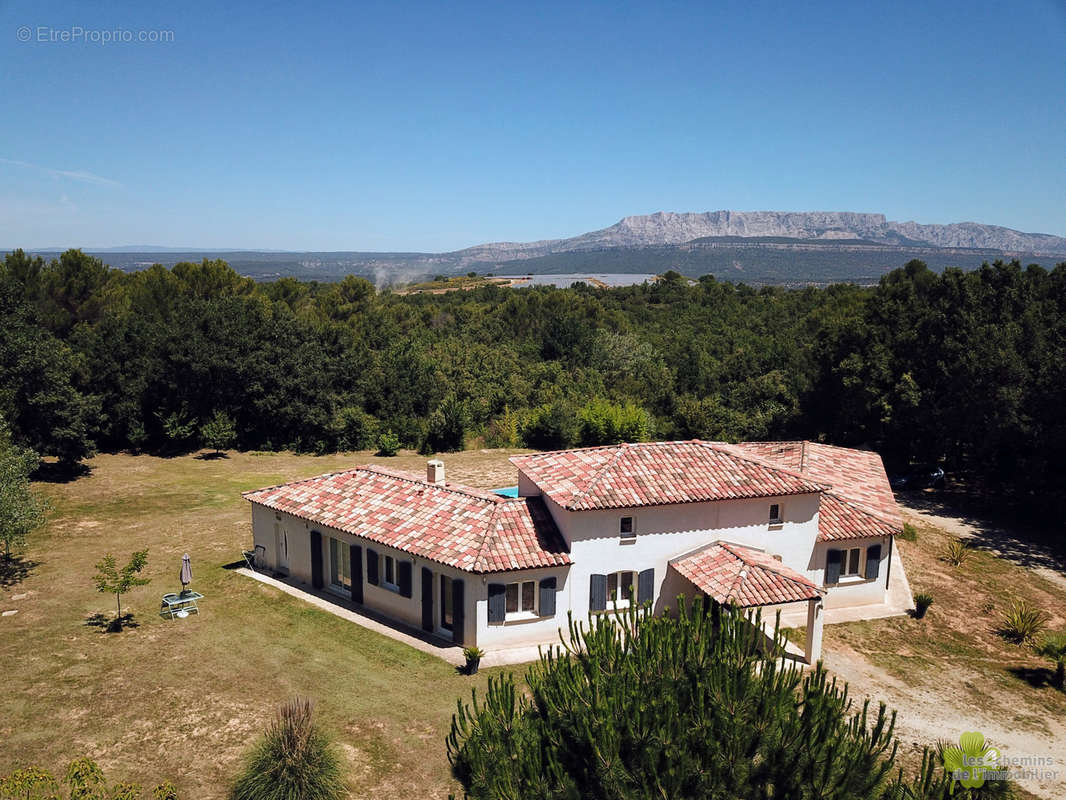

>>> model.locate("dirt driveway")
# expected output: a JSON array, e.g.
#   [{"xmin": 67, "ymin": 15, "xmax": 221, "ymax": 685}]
[{"xmin": 819, "ymin": 493, "xmax": 1066, "ymax": 799}]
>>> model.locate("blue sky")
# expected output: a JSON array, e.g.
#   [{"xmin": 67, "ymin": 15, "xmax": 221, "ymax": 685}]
[{"xmin": 1, "ymin": 0, "xmax": 1064, "ymax": 251}]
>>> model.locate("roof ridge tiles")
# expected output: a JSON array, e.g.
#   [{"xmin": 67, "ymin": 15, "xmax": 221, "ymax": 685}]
[
  {"xmin": 705, "ymin": 441, "xmax": 832, "ymax": 491},
  {"xmin": 352, "ymin": 464, "xmax": 507, "ymax": 504},
  {"xmin": 239, "ymin": 466, "xmax": 365, "ymax": 499},
  {"xmin": 566, "ymin": 441, "xmax": 633, "ymax": 505}
]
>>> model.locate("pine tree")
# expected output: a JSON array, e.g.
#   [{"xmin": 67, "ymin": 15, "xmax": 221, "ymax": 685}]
[{"xmin": 448, "ymin": 601, "xmax": 973, "ymax": 799}]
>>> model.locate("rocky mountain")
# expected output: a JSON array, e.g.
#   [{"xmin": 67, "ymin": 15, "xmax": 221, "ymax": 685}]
[{"xmin": 458, "ymin": 211, "xmax": 1066, "ymax": 259}]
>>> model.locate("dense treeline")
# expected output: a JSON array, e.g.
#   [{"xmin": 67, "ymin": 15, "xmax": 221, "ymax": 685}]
[{"xmin": 2, "ymin": 249, "xmax": 1064, "ymax": 508}]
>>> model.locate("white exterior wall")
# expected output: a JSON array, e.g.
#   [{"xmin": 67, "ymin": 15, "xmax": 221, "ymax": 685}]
[
  {"xmin": 525, "ymin": 472, "xmax": 823, "ymax": 618},
  {"xmin": 251, "ymin": 504, "xmax": 478, "ymax": 645},
  {"xmin": 815, "ymin": 535, "xmax": 894, "ymax": 608},
  {"xmin": 472, "ymin": 566, "xmax": 573, "ymax": 648}
]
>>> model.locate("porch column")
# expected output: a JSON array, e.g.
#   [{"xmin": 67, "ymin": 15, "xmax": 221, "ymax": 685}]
[{"xmin": 804, "ymin": 597, "xmax": 823, "ymax": 665}]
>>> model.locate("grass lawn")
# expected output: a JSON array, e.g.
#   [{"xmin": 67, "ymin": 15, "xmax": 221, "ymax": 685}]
[{"xmin": 0, "ymin": 449, "xmax": 533, "ymax": 799}]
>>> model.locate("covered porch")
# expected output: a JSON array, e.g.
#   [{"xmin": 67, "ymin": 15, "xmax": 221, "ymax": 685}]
[{"xmin": 669, "ymin": 541, "xmax": 825, "ymax": 664}]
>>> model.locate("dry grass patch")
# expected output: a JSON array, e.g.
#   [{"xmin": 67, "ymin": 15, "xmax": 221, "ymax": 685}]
[
  {"xmin": 825, "ymin": 518, "xmax": 1066, "ymax": 732},
  {"xmin": 0, "ymin": 449, "xmax": 531, "ymax": 799}
]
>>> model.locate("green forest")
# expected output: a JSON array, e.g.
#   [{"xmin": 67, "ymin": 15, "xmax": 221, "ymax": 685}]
[{"xmin": 2, "ymin": 249, "xmax": 1064, "ymax": 510}]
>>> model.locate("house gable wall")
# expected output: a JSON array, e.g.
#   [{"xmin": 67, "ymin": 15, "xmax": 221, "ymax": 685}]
[{"xmin": 532, "ymin": 490, "xmax": 821, "ymax": 618}]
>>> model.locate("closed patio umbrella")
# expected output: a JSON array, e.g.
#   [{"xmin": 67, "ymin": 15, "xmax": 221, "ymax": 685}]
[{"xmin": 180, "ymin": 553, "xmax": 192, "ymax": 594}]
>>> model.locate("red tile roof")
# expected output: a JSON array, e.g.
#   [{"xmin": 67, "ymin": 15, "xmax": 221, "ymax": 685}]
[
  {"xmin": 733, "ymin": 441, "xmax": 902, "ymax": 541},
  {"xmin": 242, "ymin": 466, "xmax": 571, "ymax": 574},
  {"xmin": 670, "ymin": 542, "xmax": 823, "ymax": 607},
  {"xmin": 510, "ymin": 441, "xmax": 827, "ymax": 511}
]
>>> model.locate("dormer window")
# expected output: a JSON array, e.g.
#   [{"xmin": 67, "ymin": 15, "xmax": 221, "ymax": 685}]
[
  {"xmin": 619, "ymin": 516, "xmax": 636, "ymax": 542},
  {"xmin": 769, "ymin": 504, "xmax": 782, "ymax": 525}
]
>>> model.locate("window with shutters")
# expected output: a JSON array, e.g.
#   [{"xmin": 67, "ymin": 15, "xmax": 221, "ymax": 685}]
[
  {"xmin": 369, "ymin": 552, "xmax": 409, "ymax": 594},
  {"xmin": 504, "ymin": 580, "xmax": 537, "ymax": 619},
  {"xmin": 842, "ymin": 547, "xmax": 863, "ymax": 577},
  {"xmin": 606, "ymin": 570, "xmax": 636, "ymax": 608}
]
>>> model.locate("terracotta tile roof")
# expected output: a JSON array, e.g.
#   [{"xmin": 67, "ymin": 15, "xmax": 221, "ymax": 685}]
[
  {"xmin": 816, "ymin": 492, "xmax": 900, "ymax": 542},
  {"xmin": 510, "ymin": 441, "xmax": 827, "ymax": 511},
  {"xmin": 670, "ymin": 542, "xmax": 823, "ymax": 607},
  {"xmin": 733, "ymin": 441, "xmax": 902, "ymax": 541},
  {"xmin": 242, "ymin": 466, "xmax": 570, "ymax": 574}
]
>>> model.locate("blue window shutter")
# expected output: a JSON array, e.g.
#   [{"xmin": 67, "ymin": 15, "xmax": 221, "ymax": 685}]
[
  {"xmin": 452, "ymin": 578, "xmax": 465, "ymax": 645},
  {"xmin": 488, "ymin": 583, "xmax": 506, "ymax": 623},
  {"xmin": 350, "ymin": 544, "xmax": 363, "ymax": 604},
  {"xmin": 310, "ymin": 530, "xmax": 323, "ymax": 589},
  {"xmin": 420, "ymin": 567, "xmax": 434, "ymax": 631},
  {"xmin": 590, "ymin": 574, "xmax": 607, "ymax": 611},
  {"xmin": 398, "ymin": 560, "xmax": 413, "ymax": 598},
  {"xmin": 638, "ymin": 568, "xmax": 655, "ymax": 605},
  {"xmin": 538, "ymin": 577, "xmax": 556, "ymax": 617},
  {"xmin": 865, "ymin": 544, "xmax": 882, "ymax": 580},
  {"xmin": 366, "ymin": 548, "xmax": 379, "ymax": 585},
  {"xmin": 825, "ymin": 548, "xmax": 842, "ymax": 585}
]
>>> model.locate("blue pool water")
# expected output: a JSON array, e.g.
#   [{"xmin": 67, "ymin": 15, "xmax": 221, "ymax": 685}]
[{"xmin": 492, "ymin": 486, "xmax": 519, "ymax": 497}]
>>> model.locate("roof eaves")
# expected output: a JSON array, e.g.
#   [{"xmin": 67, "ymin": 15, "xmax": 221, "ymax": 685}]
[{"xmin": 826, "ymin": 490, "xmax": 903, "ymax": 532}]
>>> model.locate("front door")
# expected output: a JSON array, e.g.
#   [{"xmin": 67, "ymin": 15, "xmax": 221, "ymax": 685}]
[{"xmin": 274, "ymin": 523, "xmax": 289, "ymax": 573}]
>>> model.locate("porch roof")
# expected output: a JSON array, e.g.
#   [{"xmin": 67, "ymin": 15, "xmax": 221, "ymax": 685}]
[{"xmin": 670, "ymin": 542, "xmax": 823, "ymax": 607}]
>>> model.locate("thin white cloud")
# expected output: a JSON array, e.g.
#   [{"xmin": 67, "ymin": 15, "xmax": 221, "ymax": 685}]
[{"xmin": 0, "ymin": 157, "xmax": 121, "ymax": 188}]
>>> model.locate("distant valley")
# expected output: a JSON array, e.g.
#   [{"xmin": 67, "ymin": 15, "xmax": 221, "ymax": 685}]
[{"xmin": 18, "ymin": 211, "xmax": 1066, "ymax": 287}]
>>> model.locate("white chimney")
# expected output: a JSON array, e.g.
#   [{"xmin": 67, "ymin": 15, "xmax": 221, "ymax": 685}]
[{"xmin": 427, "ymin": 459, "xmax": 445, "ymax": 485}]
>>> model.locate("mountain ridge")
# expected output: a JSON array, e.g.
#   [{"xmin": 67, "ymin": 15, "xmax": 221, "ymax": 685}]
[{"xmin": 457, "ymin": 211, "xmax": 1066, "ymax": 259}]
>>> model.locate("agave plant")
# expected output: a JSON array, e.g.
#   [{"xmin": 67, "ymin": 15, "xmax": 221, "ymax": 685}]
[
  {"xmin": 913, "ymin": 592, "xmax": 934, "ymax": 619},
  {"xmin": 999, "ymin": 600, "xmax": 1049, "ymax": 644},
  {"xmin": 943, "ymin": 538, "xmax": 971, "ymax": 567}
]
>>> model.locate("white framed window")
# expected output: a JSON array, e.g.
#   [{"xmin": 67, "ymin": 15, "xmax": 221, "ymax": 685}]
[
  {"xmin": 842, "ymin": 547, "xmax": 863, "ymax": 577},
  {"xmin": 619, "ymin": 516, "xmax": 636, "ymax": 542},
  {"xmin": 505, "ymin": 580, "xmax": 537, "ymax": 618},
  {"xmin": 328, "ymin": 537, "xmax": 351, "ymax": 591},
  {"xmin": 383, "ymin": 554, "xmax": 397, "ymax": 589},
  {"xmin": 768, "ymin": 503, "xmax": 783, "ymax": 525},
  {"xmin": 607, "ymin": 570, "xmax": 635, "ymax": 607}
]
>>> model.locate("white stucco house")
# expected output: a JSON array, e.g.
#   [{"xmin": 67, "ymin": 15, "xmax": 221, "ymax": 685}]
[{"xmin": 243, "ymin": 440, "xmax": 904, "ymax": 663}]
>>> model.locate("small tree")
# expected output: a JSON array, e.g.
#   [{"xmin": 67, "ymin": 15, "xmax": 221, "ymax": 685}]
[
  {"xmin": 0, "ymin": 420, "xmax": 49, "ymax": 559},
  {"xmin": 157, "ymin": 408, "xmax": 197, "ymax": 451},
  {"xmin": 93, "ymin": 549, "xmax": 150, "ymax": 630},
  {"xmin": 201, "ymin": 411, "xmax": 237, "ymax": 455},
  {"xmin": 230, "ymin": 697, "xmax": 345, "ymax": 800},
  {"xmin": 375, "ymin": 430, "xmax": 400, "ymax": 457}
]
